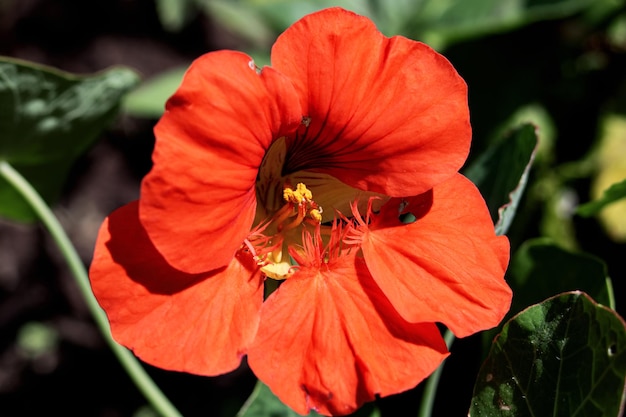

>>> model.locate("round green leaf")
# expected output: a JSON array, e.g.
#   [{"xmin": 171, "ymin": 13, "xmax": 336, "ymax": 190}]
[
  {"xmin": 471, "ymin": 291, "xmax": 626, "ymax": 417},
  {"xmin": 483, "ymin": 238, "xmax": 614, "ymax": 357},
  {"xmin": 509, "ymin": 238, "xmax": 614, "ymax": 312},
  {"xmin": 0, "ymin": 56, "xmax": 139, "ymax": 222}
]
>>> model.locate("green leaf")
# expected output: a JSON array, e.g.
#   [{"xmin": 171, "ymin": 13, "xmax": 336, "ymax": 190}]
[
  {"xmin": 242, "ymin": 0, "xmax": 374, "ymax": 34},
  {"xmin": 464, "ymin": 123, "xmax": 538, "ymax": 236},
  {"xmin": 578, "ymin": 178, "xmax": 626, "ymax": 217},
  {"xmin": 471, "ymin": 291, "xmax": 626, "ymax": 417},
  {"xmin": 411, "ymin": 0, "xmax": 596, "ymax": 48},
  {"xmin": 121, "ymin": 53, "xmax": 274, "ymax": 118},
  {"xmin": 587, "ymin": 113, "xmax": 626, "ymax": 242},
  {"xmin": 154, "ymin": 0, "xmax": 197, "ymax": 32},
  {"xmin": 236, "ymin": 381, "xmax": 380, "ymax": 417},
  {"xmin": 492, "ymin": 103, "xmax": 557, "ymax": 167},
  {"xmin": 195, "ymin": 0, "xmax": 275, "ymax": 48},
  {"xmin": 367, "ymin": 0, "xmax": 423, "ymax": 35},
  {"xmin": 122, "ymin": 66, "xmax": 187, "ymax": 118},
  {"xmin": 483, "ymin": 238, "xmax": 614, "ymax": 354},
  {"xmin": 508, "ymin": 238, "xmax": 614, "ymax": 313},
  {"xmin": 0, "ymin": 56, "xmax": 139, "ymax": 222},
  {"xmin": 16, "ymin": 321, "xmax": 58, "ymax": 359},
  {"xmin": 236, "ymin": 381, "xmax": 322, "ymax": 417}
]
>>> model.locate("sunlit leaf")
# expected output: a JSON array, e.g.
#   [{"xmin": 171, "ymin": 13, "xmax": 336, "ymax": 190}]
[
  {"xmin": 493, "ymin": 103, "xmax": 557, "ymax": 166},
  {"xmin": 0, "ymin": 56, "xmax": 139, "ymax": 222},
  {"xmin": 578, "ymin": 178, "xmax": 626, "ymax": 217},
  {"xmin": 607, "ymin": 12, "xmax": 626, "ymax": 49},
  {"xmin": 464, "ymin": 123, "xmax": 538, "ymax": 236},
  {"xmin": 482, "ymin": 238, "xmax": 614, "ymax": 353},
  {"xmin": 588, "ymin": 114, "xmax": 626, "ymax": 242},
  {"xmin": 471, "ymin": 291, "xmax": 626, "ymax": 417},
  {"xmin": 122, "ymin": 66, "xmax": 187, "ymax": 118}
]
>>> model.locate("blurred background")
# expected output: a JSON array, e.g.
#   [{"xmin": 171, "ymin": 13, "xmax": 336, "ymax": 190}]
[{"xmin": 0, "ymin": 0, "xmax": 625, "ymax": 416}]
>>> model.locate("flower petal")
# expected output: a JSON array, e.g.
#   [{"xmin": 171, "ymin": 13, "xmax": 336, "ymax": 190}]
[
  {"xmin": 361, "ymin": 173, "xmax": 512, "ymax": 337},
  {"xmin": 247, "ymin": 255, "xmax": 448, "ymax": 416},
  {"xmin": 272, "ymin": 7, "xmax": 470, "ymax": 197},
  {"xmin": 140, "ymin": 51, "xmax": 302, "ymax": 273},
  {"xmin": 89, "ymin": 201, "xmax": 264, "ymax": 375}
]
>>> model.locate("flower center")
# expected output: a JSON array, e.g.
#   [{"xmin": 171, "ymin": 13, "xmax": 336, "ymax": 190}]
[{"xmin": 246, "ymin": 182, "xmax": 322, "ymax": 280}]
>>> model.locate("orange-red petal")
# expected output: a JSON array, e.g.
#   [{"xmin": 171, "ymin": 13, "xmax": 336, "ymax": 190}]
[
  {"xmin": 360, "ymin": 174, "xmax": 512, "ymax": 337},
  {"xmin": 271, "ymin": 8, "xmax": 470, "ymax": 197},
  {"xmin": 140, "ymin": 51, "xmax": 302, "ymax": 273},
  {"xmin": 247, "ymin": 254, "xmax": 449, "ymax": 416},
  {"xmin": 89, "ymin": 201, "xmax": 264, "ymax": 375}
]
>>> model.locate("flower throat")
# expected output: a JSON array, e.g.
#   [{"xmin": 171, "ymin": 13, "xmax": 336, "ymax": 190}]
[{"xmin": 244, "ymin": 183, "xmax": 322, "ymax": 280}]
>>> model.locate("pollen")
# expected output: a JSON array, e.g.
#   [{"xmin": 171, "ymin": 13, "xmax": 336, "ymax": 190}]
[
  {"xmin": 309, "ymin": 208, "xmax": 322, "ymax": 223},
  {"xmin": 282, "ymin": 183, "xmax": 321, "ymax": 224},
  {"xmin": 283, "ymin": 183, "xmax": 313, "ymax": 204},
  {"xmin": 247, "ymin": 182, "xmax": 322, "ymax": 281}
]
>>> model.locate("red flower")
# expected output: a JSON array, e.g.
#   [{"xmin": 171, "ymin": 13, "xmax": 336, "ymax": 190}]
[{"xmin": 89, "ymin": 7, "xmax": 512, "ymax": 416}]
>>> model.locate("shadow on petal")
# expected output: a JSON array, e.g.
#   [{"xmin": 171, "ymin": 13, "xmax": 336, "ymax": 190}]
[{"xmin": 104, "ymin": 201, "xmax": 215, "ymax": 294}]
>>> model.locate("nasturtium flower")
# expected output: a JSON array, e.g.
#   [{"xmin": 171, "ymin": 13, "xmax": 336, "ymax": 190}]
[{"xmin": 89, "ymin": 7, "xmax": 512, "ymax": 416}]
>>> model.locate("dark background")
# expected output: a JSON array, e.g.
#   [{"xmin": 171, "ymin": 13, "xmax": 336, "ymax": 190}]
[{"xmin": 1, "ymin": 1, "xmax": 625, "ymax": 416}]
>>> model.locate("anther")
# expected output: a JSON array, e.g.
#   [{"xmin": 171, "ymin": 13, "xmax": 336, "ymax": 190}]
[
  {"xmin": 249, "ymin": 182, "xmax": 323, "ymax": 280},
  {"xmin": 283, "ymin": 183, "xmax": 313, "ymax": 205},
  {"xmin": 309, "ymin": 208, "xmax": 322, "ymax": 223},
  {"xmin": 296, "ymin": 183, "xmax": 312, "ymax": 201}
]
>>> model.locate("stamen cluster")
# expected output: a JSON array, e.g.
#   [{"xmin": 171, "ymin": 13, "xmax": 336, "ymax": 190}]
[{"xmin": 244, "ymin": 183, "xmax": 323, "ymax": 279}]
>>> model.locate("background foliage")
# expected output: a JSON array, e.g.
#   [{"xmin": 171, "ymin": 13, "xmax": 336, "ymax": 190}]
[{"xmin": 0, "ymin": 0, "xmax": 625, "ymax": 416}]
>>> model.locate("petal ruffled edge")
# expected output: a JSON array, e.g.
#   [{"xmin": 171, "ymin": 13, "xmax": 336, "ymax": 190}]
[
  {"xmin": 272, "ymin": 7, "xmax": 470, "ymax": 197},
  {"xmin": 89, "ymin": 201, "xmax": 265, "ymax": 375},
  {"xmin": 247, "ymin": 253, "xmax": 448, "ymax": 415},
  {"xmin": 140, "ymin": 51, "xmax": 303, "ymax": 273},
  {"xmin": 360, "ymin": 174, "xmax": 512, "ymax": 337}
]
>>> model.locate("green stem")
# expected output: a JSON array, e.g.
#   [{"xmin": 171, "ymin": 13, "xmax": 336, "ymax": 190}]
[
  {"xmin": 417, "ymin": 329, "xmax": 456, "ymax": 417},
  {"xmin": 0, "ymin": 161, "xmax": 182, "ymax": 417}
]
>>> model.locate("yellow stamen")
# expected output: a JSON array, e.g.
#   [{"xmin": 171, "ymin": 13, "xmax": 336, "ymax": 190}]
[
  {"xmin": 309, "ymin": 208, "xmax": 322, "ymax": 223},
  {"xmin": 296, "ymin": 183, "xmax": 313, "ymax": 201},
  {"xmin": 282, "ymin": 187, "xmax": 298, "ymax": 204},
  {"xmin": 283, "ymin": 183, "xmax": 314, "ymax": 205},
  {"xmin": 252, "ymin": 182, "xmax": 322, "ymax": 280}
]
